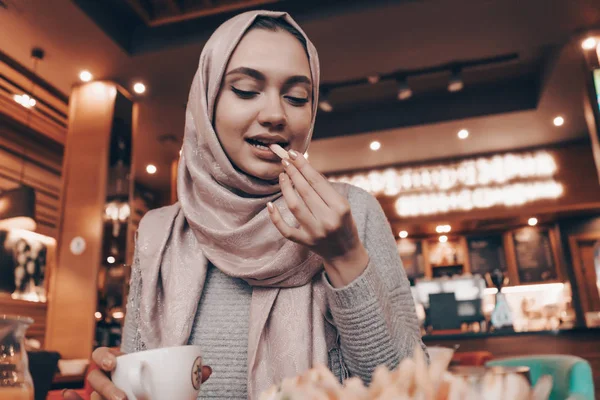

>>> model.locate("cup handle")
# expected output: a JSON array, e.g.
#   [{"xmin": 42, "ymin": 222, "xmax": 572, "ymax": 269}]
[{"xmin": 129, "ymin": 361, "xmax": 151, "ymax": 399}]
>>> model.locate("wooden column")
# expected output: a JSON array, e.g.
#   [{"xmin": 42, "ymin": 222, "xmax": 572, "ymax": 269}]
[
  {"xmin": 582, "ymin": 41, "xmax": 600, "ymax": 185},
  {"xmin": 45, "ymin": 82, "xmax": 124, "ymax": 359},
  {"xmin": 170, "ymin": 158, "xmax": 179, "ymax": 205}
]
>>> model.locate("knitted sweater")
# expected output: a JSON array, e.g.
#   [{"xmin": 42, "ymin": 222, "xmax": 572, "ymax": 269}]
[{"xmin": 121, "ymin": 184, "xmax": 425, "ymax": 399}]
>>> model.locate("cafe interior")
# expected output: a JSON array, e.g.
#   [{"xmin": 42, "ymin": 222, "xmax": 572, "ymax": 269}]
[{"xmin": 1, "ymin": 0, "xmax": 600, "ymax": 398}]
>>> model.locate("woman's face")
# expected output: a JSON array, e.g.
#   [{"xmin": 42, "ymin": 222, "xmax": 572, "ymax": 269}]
[{"xmin": 214, "ymin": 28, "xmax": 313, "ymax": 181}]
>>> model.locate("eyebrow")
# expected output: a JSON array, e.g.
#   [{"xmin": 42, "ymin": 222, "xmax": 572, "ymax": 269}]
[{"xmin": 226, "ymin": 67, "xmax": 311, "ymax": 86}]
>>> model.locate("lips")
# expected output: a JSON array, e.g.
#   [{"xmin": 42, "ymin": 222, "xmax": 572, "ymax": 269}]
[{"xmin": 245, "ymin": 135, "xmax": 289, "ymax": 151}]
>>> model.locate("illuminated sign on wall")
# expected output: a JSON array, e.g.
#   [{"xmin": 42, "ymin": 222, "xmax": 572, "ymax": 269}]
[{"xmin": 329, "ymin": 151, "xmax": 564, "ymax": 217}]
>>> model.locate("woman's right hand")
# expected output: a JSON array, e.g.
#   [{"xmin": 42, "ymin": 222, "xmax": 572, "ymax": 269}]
[{"xmin": 63, "ymin": 347, "xmax": 127, "ymax": 400}]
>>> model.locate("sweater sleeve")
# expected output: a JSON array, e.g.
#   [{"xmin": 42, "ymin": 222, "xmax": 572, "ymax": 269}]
[
  {"xmin": 323, "ymin": 185, "xmax": 426, "ymax": 384},
  {"xmin": 120, "ymin": 241, "xmax": 143, "ymax": 354}
]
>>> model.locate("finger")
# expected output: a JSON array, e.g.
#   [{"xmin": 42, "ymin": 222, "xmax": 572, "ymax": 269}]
[
  {"xmin": 201, "ymin": 366, "xmax": 212, "ymax": 383},
  {"xmin": 90, "ymin": 392, "xmax": 103, "ymax": 400},
  {"xmin": 62, "ymin": 389, "xmax": 84, "ymax": 400},
  {"xmin": 87, "ymin": 369, "xmax": 127, "ymax": 400},
  {"xmin": 287, "ymin": 150, "xmax": 344, "ymax": 208},
  {"xmin": 267, "ymin": 201, "xmax": 310, "ymax": 243},
  {"xmin": 279, "ymin": 172, "xmax": 317, "ymax": 228},
  {"xmin": 92, "ymin": 347, "xmax": 123, "ymax": 372},
  {"xmin": 281, "ymin": 159, "xmax": 329, "ymax": 220}
]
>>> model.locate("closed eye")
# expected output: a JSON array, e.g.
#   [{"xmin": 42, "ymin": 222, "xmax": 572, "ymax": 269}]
[
  {"xmin": 231, "ymin": 86, "xmax": 258, "ymax": 99},
  {"xmin": 284, "ymin": 96, "xmax": 309, "ymax": 106}
]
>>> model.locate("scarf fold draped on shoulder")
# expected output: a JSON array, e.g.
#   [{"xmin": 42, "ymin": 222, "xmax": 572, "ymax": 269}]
[{"xmin": 135, "ymin": 10, "xmax": 349, "ymax": 399}]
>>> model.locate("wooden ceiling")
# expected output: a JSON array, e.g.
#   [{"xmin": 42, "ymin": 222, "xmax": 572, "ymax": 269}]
[{"xmin": 125, "ymin": 0, "xmax": 280, "ymax": 26}]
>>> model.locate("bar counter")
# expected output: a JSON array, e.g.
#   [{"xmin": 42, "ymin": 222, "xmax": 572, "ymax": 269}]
[{"xmin": 423, "ymin": 327, "xmax": 600, "ymax": 398}]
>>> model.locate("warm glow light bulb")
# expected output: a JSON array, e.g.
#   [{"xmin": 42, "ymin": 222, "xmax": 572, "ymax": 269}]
[
  {"xmin": 528, "ymin": 217, "xmax": 538, "ymax": 226},
  {"xmin": 79, "ymin": 70, "xmax": 93, "ymax": 82},
  {"xmin": 582, "ymin": 37, "xmax": 597, "ymax": 50},
  {"xmin": 458, "ymin": 129, "xmax": 469, "ymax": 139},
  {"xmin": 133, "ymin": 82, "xmax": 146, "ymax": 94},
  {"xmin": 146, "ymin": 164, "xmax": 157, "ymax": 174},
  {"xmin": 553, "ymin": 116, "xmax": 564, "ymax": 126},
  {"xmin": 370, "ymin": 141, "xmax": 381, "ymax": 151},
  {"xmin": 399, "ymin": 230, "xmax": 408, "ymax": 239}
]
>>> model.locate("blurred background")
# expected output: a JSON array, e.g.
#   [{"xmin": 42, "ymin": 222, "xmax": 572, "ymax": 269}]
[{"xmin": 1, "ymin": 0, "xmax": 600, "ymax": 398}]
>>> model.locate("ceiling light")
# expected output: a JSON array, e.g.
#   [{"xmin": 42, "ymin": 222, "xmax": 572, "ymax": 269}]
[
  {"xmin": 94, "ymin": 312, "xmax": 102, "ymax": 319},
  {"xmin": 447, "ymin": 69, "xmax": 464, "ymax": 92},
  {"xmin": 367, "ymin": 75, "xmax": 380, "ymax": 84},
  {"xmin": 436, "ymin": 225, "xmax": 451, "ymax": 233},
  {"xmin": 457, "ymin": 129, "xmax": 469, "ymax": 139},
  {"xmin": 133, "ymin": 82, "xmax": 146, "ymax": 94},
  {"xmin": 370, "ymin": 141, "xmax": 381, "ymax": 151},
  {"xmin": 13, "ymin": 94, "xmax": 36, "ymax": 108},
  {"xmin": 112, "ymin": 311, "xmax": 124, "ymax": 319},
  {"xmin": 582, "ymin": 37, "xmax": 597, "ymax": 50},
  {"xmin": 439, "ymin": 235, "xmax": 448, "ymax": 243},
  {"xmin": 399, "ymin": 230, "xmax": 408, "ymax": 239},
  {"xmin": 146, "ymin": 164, "xmax": 157, "ymax": 174},
  {"xmin": 319, "ymin": 100, "xmax": 333, "ymax": 112},
  {"xmin": 107, "ymin": 256, "xmax": 115, "ymax": 264},
  {"xmin": 553, "ymin": 116, "xmax": 564, "ymax": 126},
  {"xmin": 396, "ymin": 78, "xmax": 412, "ymax": 101},
  {"xmin": 318, "ymin": 88, "xmax": 333, "ymax": 112},
  {"xmin": 79, "ymin": 70, "xmax": 93, "ymax": 82},
  {"xmin": 528, "ymin": 217, "xmax": 538, "ymax": 226}
]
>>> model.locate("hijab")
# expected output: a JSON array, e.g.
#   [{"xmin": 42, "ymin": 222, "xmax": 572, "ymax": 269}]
[{"xmin": 136, "ymin": 10, "xmax": 347, "ymax": 398}]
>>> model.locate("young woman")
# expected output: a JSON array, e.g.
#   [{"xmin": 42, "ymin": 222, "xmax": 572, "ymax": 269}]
[{"xmin": 64, "ymin": 10, "xmax": 424, "ymax": 400}]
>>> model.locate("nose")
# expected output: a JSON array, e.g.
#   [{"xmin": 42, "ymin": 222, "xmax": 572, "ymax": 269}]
[{"xmin": 257, "ymin": 92, "xmax": 286, "ymax": 130}]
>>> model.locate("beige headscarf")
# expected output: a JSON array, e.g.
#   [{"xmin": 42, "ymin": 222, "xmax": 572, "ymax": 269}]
[{"xmin": 136, "ymin": 10, "xmax": 346, "ymax": 399}]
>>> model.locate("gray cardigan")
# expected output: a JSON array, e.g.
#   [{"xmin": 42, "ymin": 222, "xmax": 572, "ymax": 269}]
[{"xmin": 121, "ymin": 184, "xmax": 425, "ymax": 399}]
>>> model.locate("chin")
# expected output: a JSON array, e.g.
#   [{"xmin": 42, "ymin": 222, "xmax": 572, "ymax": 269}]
[{"xmin": 243, "ymin": 162, "xmax": 283, "ymax": 181}]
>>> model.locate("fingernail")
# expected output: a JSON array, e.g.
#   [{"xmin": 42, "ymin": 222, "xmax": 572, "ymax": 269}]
[
  {"xmin": 111, "ymin": 393, "xmax": 127, "ymax": 400},
  {"xmin": 267, "ymin": 202, "xmax": 274, "ymax": 213},
  {"xmin": 282, "ymin": 158, "xmax": 290, "ymax": 167},
  {"xmin": 279, "ymin": 173, "xmax": 286, "ymax": 182},
  {"xmin": 288, "ymin": 150, "xmax": 299, "ymax": 159},
  {"xmin": 102, "ymin": 357, "xmax": 114, "ymax": 370}
]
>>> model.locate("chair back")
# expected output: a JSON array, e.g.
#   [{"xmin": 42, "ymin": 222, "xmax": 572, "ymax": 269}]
[{"xmin": 486, "ymin": 355, "xmax": 595, "ymax": 400}]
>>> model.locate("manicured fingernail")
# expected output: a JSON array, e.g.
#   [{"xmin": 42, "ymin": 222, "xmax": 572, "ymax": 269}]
[
  {"xmin": 111, "ymin": 393, "xmax": 127, "ymax": 400},
  {"xmin": 279, "ymin": 173, "xmax": 286, "ymax": 182},
  {"xmin": 282, "ymin": 158, "xmax": 290, "ymax": 167},
  {"xmin": 267, "ymin": 202, "xmax": 274, "ymax": 213},
  {"xmin": 288, "ymin": 150, "xmax": 299, "ymax": 159},
  {"xmin": 102, "ymin": 357, "xmax": 114, "ymax": 370}
]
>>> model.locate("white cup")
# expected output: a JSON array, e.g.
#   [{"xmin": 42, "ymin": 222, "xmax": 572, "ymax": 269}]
[{"xmin": 111, "ymin": 345, "xmax": 203, "ymax": 400}]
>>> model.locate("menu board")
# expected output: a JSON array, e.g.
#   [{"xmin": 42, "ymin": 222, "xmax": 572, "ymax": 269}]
[
  {"xmin": 512, "ymin": 227, "xmax": 557, "ymax": 283},
  {"xmin": 467, "ymin": 234, "xmax": 507, "ymax": 276},
  {"xmin": 397, "ymin": 239, "xmax": 425, "ymax": 279}
]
